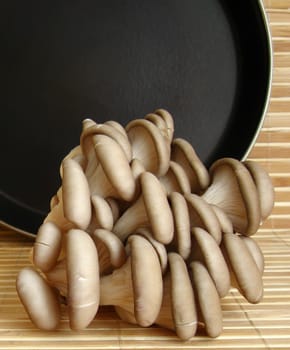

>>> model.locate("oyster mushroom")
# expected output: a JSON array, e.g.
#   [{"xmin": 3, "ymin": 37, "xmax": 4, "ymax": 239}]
[
  {"xmin": 202, "ymin": 158, "xmax": 261, "ymax": 236},
  {"xmin": 113, "ymin": 171, "xmax": 174, "ymax": 244},
  {"xmin": 33, "ymin": 221, "xmax": 62, "ymax": 273},
  {"xmin": 154, "ymin": 108, "xmax": 175, "ymax": 143},
  {"xmin": 90, "ymin": 195, "xmax": 114, "ymax": 231},
  {"xmin": 66, "ymin": 229, "xmax": 100, "ymax": 330},
  {"xmin": 185, "ymin": 193, "xmax": 222, "ymax": 244},
  {"xmin": 221, "ymin": 232, "xmax": 263, "ymax": 304},
  {"xmin": 99, "ymin": 234, "xmax": 163, "ymax": 327},
  {"xmin": 159, "ymin": 161, "xmax": 191, "ymax": 195},
  {"xmin": 105, "ymin": 120, "xmax": 128, "ymax": 138},
  {"xmin": 243, "ymin": 160, "xmax": 275, "ymax": 221},
  {"xmin": 81, "ymin": 121, "xmax": 132, "ymax": 162},
  {"xmin": 44, "ymin": 158, "xmax": 91, "ymax": 231},
  {"xmin": 16, "ymin": 267, "xmax": 61, "ymax": 330},
  {"xmin": 171, "ymin": 138, "xmax": 210, "ymax": 193},
  {"xmin": 88, "ymin": 134, "xmax": 136, "ymax": 202},
  {"xmin": 167, "ymin": 191, "xmax": 191, "ymax": 260},
  {"xmin": 189, "ymin": 261, "xmax": 223, "ymax": 338},
  {"xmin": 80, "ymin": 118, "xmax": 100, "ymax": 178},
  {"xmin": 92, "ymin": 228, "xmax": 127, "ymax": 275},
  {"xmin": 189, "ymin": 227, "xmax": 230, "ymax": 298},
  {"xmin": 240, "ymin": 236, "xmax": 264, "ymax": 274},
  {"xmin": 62, "ymin": 158, "xmax": 91, "ymax": 230},
  {"xmin": 145, "ymin": 112, "xmax": 170, "ymax": 142},
  {"xmin": 134, "ymin": 227, "xmax": 168, "ymax": 273},
  {"xmin": 126, "ymin": 118, "xmax": 170, "ymax": 177},
  {"xmin": 156, "ymin": 252, "xmax": 197, "ymax": 340},
  {"xmin": 106, "ymin": 198, "xmax": 120, "ymax": 224}
]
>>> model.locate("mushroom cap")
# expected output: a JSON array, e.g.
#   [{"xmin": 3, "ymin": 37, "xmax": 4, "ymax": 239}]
[
  {"xmin": 185, "ymin": 193, "xmax": 222, "ymax": 244},
  {"xmin": 190, "ymin": 227, "xmax": 231, "ymax": 298},
  {"xmin": 189, "ymin": 261, "xmax": 223, "ymax": 338},
  {"xmin": 113, "ymin": 172, "xmax": 174, "ymax": 244},
  {"xmin": 92, "ymin": 228, "xmax": 127, "ymax": 273},
  {"xmin": 16, "ymin": 267, "xmax": 61, "ymax": 330},
  {"xmin": 167, "ymin": 252, "xmax": 197, "ymax": 340},
  {"xmin": 106, "ymin": 198, "xmax": 120, "ymax": 224},
  {"xmin": 154, "ymin": 108, "xmax": 175, "ymax": 143},
  {"xmin": 66, "ymin": 229, "xmax": 100, "ymax": 330},
  {"xmin": 160, "ymin": 160, "xmax": 191, "ymax": 195},
  {"xmin": 80, "ymin": 119, "xmax": 100, "ymax": 177},
  {"xmin": 33, "ymin": 221, "xmax": 62, "ymax": 272},
  {"xmin": 134, "ymin": 227, "xmax": 168, "ymax": 274},
  {"xmin": 221, "ymin": 232, "xmax": 263, "ymax": 304},
  {"xmin": 126, "ymin": 118, "xmax": 170, "ymax": 176},
  {"xmin": 205, "ymin": 157, "xmax": 261, "ymax": 236},
  {"xmin": 139, "ymin": 172, "xmax": 174, "ymax": 244},
  {"xmin": 81, "ymin": 121, "xmax": 132, "ymax": 162},
  {"xmin": 145, "ymin": 112, "xmax": 171, "ymax": 142},
  {"xmin": 91, "ymin": 195, "xmax": 114, "ymax": 231},
  {"xmin": 128, "ymin": 234, "xmax": 163, "ymax": 327},
  {"xmin": 59, "ymin": 145, "xmax": 85, "ymax": 178},
  {"xmin": 243, "ymin": 160, "xmax": 275, "ymax": 221},
  {"xmin": 240, "ymin": 236, "xmax": 264, "ymax": 274},
  {"xmin": 168, "ymin": 192, "xmax": 191, "ymax": 260},
  {"xmin": 171, "ymin": 138, "xmax": 210, "ymax": 193},
  {"xmin": 104, "ymin": 120, "xmax": 128, "ymax": 138},
  {"xmin": 62, "ymin": 158, "xmax": 92, "ymax": 230},
  {"xmin": 92, "ymin": 134, "xmax": 136, "ymax": 201}
]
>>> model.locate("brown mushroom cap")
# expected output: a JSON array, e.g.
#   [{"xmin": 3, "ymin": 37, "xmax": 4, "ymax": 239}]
[
  {"xmin": 128, "ymin": 234, "xmax": 163, "ymax": 327},
  {"xmin": 221, "ymin": 232, "xmax": 263, "ymax": 304},
  {"xmin": 243, "ymin": 160, "xmax": 275, "ymax": 221},
  {"xmin": 203, "ymin": 158, "xmax": 261, "ymax": 236},
  {"xmin": 154, "ymin": 108, "xmax": 175, "ymax": 143},
  {"xmin": 189, "ymin": 261, "xmax": 223, "ymax": 338},
  {"xmin": 81, "ymin": 121, "xmax": 132, "ymax": 162},
  {"xmin": 33, "ymin": 221, "xmax": 62, "ymax": 272},
  {"xmin": 171, "ymin": 138, "xmax": 210, "ymax": 193},
  {"xmin": 167, "ymin": 192, "xmax": 191, "ymax": 260},
  {"xmin": 62, "ymin": 158, "xmax": 92, "ymax": 230},
  {"xmin": 80, "ymin": 119, "xmax": 100, "ymax": 177},
  {"xmin": 240, "ymin": 236, "xmax": 264, "ymax": 274},
  {"xmin": 185, "ymin": 193, "xmax": 222, "ymax": 244},
  {"xmin": 89, "ymin": 134, "xmax": 136, "ymax": 201},
  {"xmin": 190, "ymin": 227, "xmax": 230, "ymax": 298},
  {"xmin": 113, "ymin": 172, "xmax": 174, "ymax": 244},
  {"xmin": 100, "ymin": 234, "xmax": 163, "ymax": 328},
  {"xmin": 92, "ymin": 228, "xmax": 127, "ymax": 275},
  {"xmin": 66, "ymin": 229, "xmax": 100, "ymax": 330},
  {"xmin": 126, "ymin": 118, "xmax": 170, "ymax": 177},
  {"xmin": 160, "ymin": 160, "xmax": 191, "ymax": 195},
  {"xmin": 145, "ymin": 112, "xmax": 170, "ymax": 140},
  {"xmin": 168, "ymin": 252, "xmax": 197, "ymax": 340},
  {"xmin": 16, "ymin": 267, "xmax": 61, "ymax": 330},
  {"xmin": 91, "ymin": 195, "xmax": 114, "ymax": 231},
  {"xmin": 134, "ymin": 227, "xmax": 168, "ymax": 274}
]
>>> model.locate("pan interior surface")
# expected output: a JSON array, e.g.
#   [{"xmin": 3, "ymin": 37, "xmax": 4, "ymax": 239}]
[{"xmin": 0, "ymin": 0, "xmax": 271, "ymax": 234}]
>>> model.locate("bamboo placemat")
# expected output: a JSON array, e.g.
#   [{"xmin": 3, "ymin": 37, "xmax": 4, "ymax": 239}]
[{"xmin": 1, "ymin": 0, "xmax": 290, "ymax": 348}]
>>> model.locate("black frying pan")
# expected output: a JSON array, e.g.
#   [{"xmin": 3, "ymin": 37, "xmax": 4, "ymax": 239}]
[{"xmin": 0, "ymin": 0, "xmax": 272, "ymax": 236}]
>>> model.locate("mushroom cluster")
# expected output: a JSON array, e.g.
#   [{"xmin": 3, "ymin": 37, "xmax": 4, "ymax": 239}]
[{"xmin": 16, "ymin": 109, "xmax": 274, "ymax": 340}]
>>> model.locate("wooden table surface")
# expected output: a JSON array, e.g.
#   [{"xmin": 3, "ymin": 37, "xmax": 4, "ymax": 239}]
[{"xmin": 1, "ymin": 0, "xmax": 290, "ymax": 349}]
